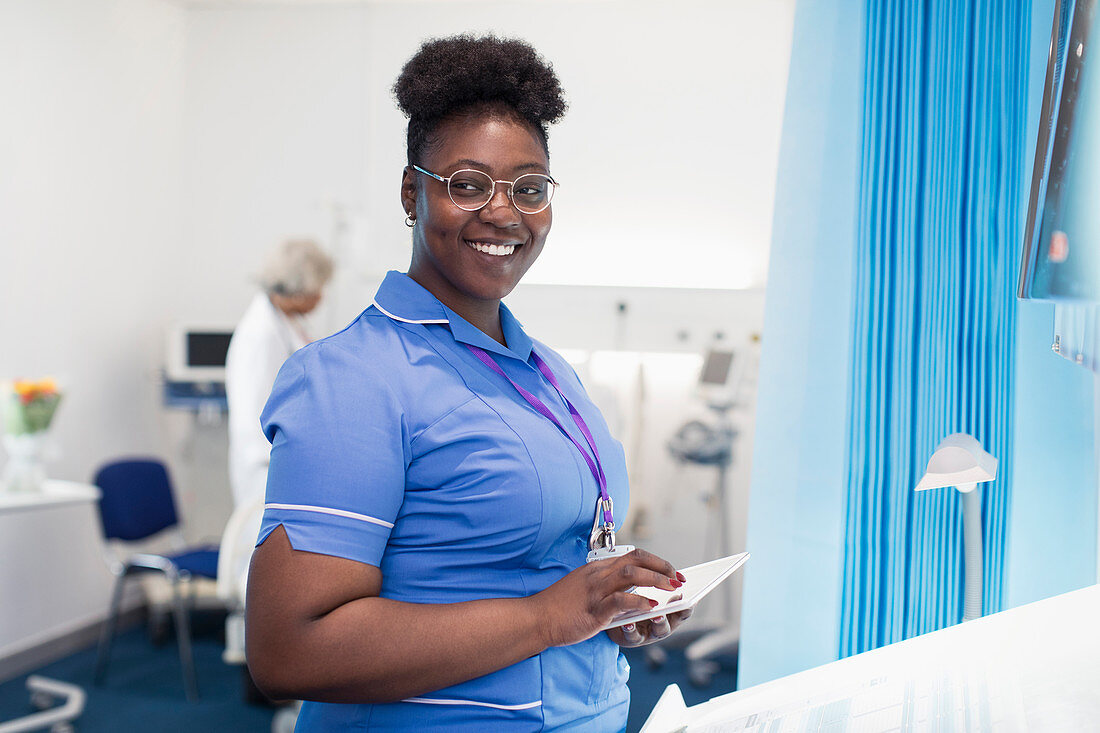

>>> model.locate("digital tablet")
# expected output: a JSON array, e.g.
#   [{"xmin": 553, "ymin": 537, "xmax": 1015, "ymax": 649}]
[{"xmin": 601, "ymin": 552, "xmax": 750, "ymax": 631}]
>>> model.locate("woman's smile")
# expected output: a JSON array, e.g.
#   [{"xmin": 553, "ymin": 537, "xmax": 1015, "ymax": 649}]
[{"xmin": 465, "ymin": 239, "xmax": 520, "ymax": 256}]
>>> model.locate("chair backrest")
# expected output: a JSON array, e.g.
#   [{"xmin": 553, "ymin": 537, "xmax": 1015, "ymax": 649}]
[{"xmin": 94, "ymin": 459, "xmax": 180, "ymax": 541}]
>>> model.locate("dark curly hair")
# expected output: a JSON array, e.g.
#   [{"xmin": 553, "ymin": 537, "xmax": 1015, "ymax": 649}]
[{"xmin": 393, "ymin": 34, "xmax": 567, "ymax": 166}]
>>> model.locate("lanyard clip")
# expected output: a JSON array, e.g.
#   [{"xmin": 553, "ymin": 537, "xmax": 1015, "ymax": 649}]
[
  {"xmin": 589, "ymin": 525, "xmax": 616, "ymax": 552},
  {"xmin": 589, "ymin": 497, "xmax": 616, "ymax": 551}
]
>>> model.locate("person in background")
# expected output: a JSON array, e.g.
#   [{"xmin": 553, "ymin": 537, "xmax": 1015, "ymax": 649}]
[
  {"xmin": 219, "ymin": 239, "xmax": 333, "ymax": 685},
  {"xmin": 246, "ymin": 35, "xmax": 692, "ymax": 731},
  {"xmin": 225, "ymin": 238, "xmax": 334, "ymax": 509}
]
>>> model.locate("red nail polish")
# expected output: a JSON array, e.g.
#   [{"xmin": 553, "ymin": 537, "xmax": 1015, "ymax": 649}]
[
  {"xmin": 676, "ymin": 572, "xmax": 686, "ymax": 582},
  {"xmin": 649, "ymin": 598, "xmax": 659, "ymax": 607},
  {"xmin": 670, "ymin": 579, "xmax": 683, "ymax": 588}
]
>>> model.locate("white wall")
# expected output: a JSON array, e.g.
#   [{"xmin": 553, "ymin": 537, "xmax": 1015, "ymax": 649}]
[
  {"xmin": 182, "ymin": 3, "xmax": 371, "ymax": 330},
  {"xmin": 0, "ymin": 0, "xmax": 188, "ymax": 495},
  {"xmin": 0, "ymin": 0, "xmax": 189, "ymax": 663}
]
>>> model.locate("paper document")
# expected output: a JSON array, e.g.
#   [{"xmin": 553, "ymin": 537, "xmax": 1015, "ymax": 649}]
[{"xmin": 602, "ymin": 552, "xmax": 749, "ymax": 631}]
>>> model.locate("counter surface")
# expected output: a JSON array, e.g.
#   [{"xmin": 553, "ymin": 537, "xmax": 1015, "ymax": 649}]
[{"xmin": 643, "ymin": 584, "xmax": 1100, "ymax": 731}]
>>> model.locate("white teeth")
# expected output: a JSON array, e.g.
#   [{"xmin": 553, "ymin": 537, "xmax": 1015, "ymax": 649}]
[{"xmin": 468, "ymin": 241, "xmax": 516, "ymax": 256}]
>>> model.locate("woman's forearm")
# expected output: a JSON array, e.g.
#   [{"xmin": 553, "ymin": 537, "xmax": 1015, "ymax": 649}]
[
  {"xmin": 259, "ymin": 594, "xmax": 548, "ymax": 703},
  {"xmin": 246, "ymin": 525, "xmax": 679, "ymax": 702},
  {"xmin": 245, "ymin": 526, "xmax": 554, "ymax": 703}
]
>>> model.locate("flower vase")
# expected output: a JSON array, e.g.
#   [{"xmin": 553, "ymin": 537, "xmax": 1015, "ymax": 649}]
[{"xmin": 2, "ymin": 433, "xmax": 48, "ymax": 493}]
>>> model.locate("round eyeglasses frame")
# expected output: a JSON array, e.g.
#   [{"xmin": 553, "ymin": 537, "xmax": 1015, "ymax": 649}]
[{"xmin": 412, "ymin": 165, "xmax": 558, "ymax": 215}]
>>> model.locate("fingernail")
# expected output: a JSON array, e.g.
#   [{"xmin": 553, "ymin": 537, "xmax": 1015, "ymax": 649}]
[
  {"xmin": 623, "ymin": 623, "xmax": 635, "ymax": 632},
  {"xmin": 649, "ymin": 598, "xmax": 659, "ymax": 607},
  {"xmin": 670, "ymin": 579, "xmax": 683, "ymax": 588},
  {"xmin": 676, "ymin": 572, "xmax": 686, "ymax": 582}
]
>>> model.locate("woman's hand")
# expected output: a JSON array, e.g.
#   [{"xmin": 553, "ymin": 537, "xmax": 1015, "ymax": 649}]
[
  {"xmin": 605, "ymin": 602, "xmax": 694, "ymax": 648},
  {"xmin": 529, "ymin": 548, "xmax": 685, "ymax": 648}
]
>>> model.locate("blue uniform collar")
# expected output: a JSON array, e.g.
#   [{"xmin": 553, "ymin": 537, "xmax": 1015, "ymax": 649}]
[{"xmin": 372, "ymin": 270, "xmax": 533, "ymax": 363}]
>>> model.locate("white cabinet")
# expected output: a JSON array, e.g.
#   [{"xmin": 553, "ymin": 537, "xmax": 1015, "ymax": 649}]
[{"xmin": 0, "ymin": 481, "xmax": 114, "ymax": 662}]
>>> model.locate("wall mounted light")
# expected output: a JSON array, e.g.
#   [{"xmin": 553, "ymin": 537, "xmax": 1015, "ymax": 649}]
[{"xmin": 915, "ymin": 433, "xmax": 998, "ymax": 621}]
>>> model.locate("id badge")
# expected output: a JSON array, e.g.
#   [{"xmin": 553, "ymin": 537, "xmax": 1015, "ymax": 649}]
[{"xmin": 586, "ymin": 544, "xmax": 635, "ymax": 563}]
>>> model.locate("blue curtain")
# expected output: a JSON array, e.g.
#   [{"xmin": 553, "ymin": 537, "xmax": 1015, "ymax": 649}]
[{"xmin": 840, "ymin": 0, "xmax": 1032, "ymax": 656}]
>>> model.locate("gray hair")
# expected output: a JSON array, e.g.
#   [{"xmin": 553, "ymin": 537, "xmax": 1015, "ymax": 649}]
[{"xmin": 259, "ymin": 239, "xmax": 334, "ymax": 297}]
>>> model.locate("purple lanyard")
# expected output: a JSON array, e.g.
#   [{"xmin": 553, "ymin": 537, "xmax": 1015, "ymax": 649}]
[{"xmin": 465, "ymin": 344, "xmax": 615, "ymax": 529}]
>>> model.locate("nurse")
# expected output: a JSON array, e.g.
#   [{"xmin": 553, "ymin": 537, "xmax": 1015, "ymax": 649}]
[{"xmin": 246, "ymin": 35, "xmax": 692, "ymax": 731}]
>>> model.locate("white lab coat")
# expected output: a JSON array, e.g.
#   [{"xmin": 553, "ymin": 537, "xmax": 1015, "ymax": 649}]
[
  {"xmin": 220, "ymin": 293, "xmax": 310, "ymax": 663},
  {"xmin": 225, "ymin": 292, "xmax": 309, "ymax": 508}
]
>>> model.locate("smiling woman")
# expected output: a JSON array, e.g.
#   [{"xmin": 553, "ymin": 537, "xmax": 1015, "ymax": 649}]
[
  {"xmin": 245, "ymin": 34, "xmax": 692, "ymax": 732},
  {"xmin": 396, "ymin": 36, "xmax": 563, "ymax": 342},
  {"xmin": 403, "ymin": 116, "xmax": 553, "ymax": 340}
]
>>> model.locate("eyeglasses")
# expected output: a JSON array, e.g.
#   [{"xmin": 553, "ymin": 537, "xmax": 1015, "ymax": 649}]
[{"xmin": 412, "ymin": 165, "xmax": 558, "ymax": 215}]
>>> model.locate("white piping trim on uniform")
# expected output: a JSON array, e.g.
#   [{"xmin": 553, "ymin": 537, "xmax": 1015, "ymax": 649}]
[
  {"xmin": 402, "ymin": 697, "xmax": 543, "ymax": 710},
  {"xmin": 265, "ymin": 503, "xmax": 395, "ymax": 529},
  {"xmin": 372, "ymin": 300, "xmax": 449, "ymax": 325}
]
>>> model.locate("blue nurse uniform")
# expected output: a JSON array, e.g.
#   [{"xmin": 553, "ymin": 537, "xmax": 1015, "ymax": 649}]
[{"xmin": 257, "ymin": 271, "xmax": 631, "ymax": 731}]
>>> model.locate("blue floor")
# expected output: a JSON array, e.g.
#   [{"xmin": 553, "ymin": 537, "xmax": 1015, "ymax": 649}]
[
  {"xmin": 0, "ymin": 615, "xmax": 736, "ymax": 732},
  {"xmin": 623, "ymin": 644, "xmax": 738, "ymax": 733}
]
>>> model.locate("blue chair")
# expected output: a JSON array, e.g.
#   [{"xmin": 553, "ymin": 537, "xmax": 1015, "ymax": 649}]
[{"xmin": 92, "ymin": 459, "xmax": 218, "ymax": 702}]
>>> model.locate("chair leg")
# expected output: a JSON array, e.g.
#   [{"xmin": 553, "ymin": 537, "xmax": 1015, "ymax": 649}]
[
  {"xmin": 93, "ymin": 569, "xmax": 129, "ymax": 685},
  {"xmin": 169, "ymin": 575, "xmax": 199, "ymax": 702}
]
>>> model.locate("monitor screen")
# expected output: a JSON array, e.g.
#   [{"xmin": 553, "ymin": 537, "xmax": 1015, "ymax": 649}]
[
  {"xmin": 699, "ymin": 350, "xmax": 735, "ymax": 386},
  {"xmin": 1020, "ymin": 0, "xmax": 1100, "ymax": 302},
  {"xmin": 186, "ymin": 332, "xmax": 232, "ymax": 368}
]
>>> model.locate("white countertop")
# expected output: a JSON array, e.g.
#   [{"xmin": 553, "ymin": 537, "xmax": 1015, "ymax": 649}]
[
  {"xmin": 0, "ymin": 479, "xmax": 100, "ymax": 515},
  {"xmin": 643, "ymin": 583, "xmax": 1100, "ymax": 732}
]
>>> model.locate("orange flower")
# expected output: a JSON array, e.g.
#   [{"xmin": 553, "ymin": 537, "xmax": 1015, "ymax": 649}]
[{"xmin": 11, "ymin": 378, "xmax": 59, "ymax": 404}]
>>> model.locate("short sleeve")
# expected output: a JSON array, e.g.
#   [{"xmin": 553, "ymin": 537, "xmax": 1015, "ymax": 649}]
[{"xmin": 256, "ymin": 342, "xmax": 409, "ymax": 567}]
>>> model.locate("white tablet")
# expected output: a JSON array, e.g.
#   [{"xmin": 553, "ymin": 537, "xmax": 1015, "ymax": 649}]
[{"xmin": 600, "ymin": 552, "xmax": 750, "ymax": 631}]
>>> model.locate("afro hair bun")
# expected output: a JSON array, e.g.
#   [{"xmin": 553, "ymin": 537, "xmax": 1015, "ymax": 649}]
[{"xmin": 394, "ymin": 34, "xmax": 567, "ymax": 129}]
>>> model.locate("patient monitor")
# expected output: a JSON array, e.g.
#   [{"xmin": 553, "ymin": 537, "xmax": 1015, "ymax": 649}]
[
  {"xmin": 696, "ymin": 349, "xmax": 738, "ymax": 409},
  {"xmin": 165, "ymin": 325, "xmax": 234, "ymax": 384}
]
